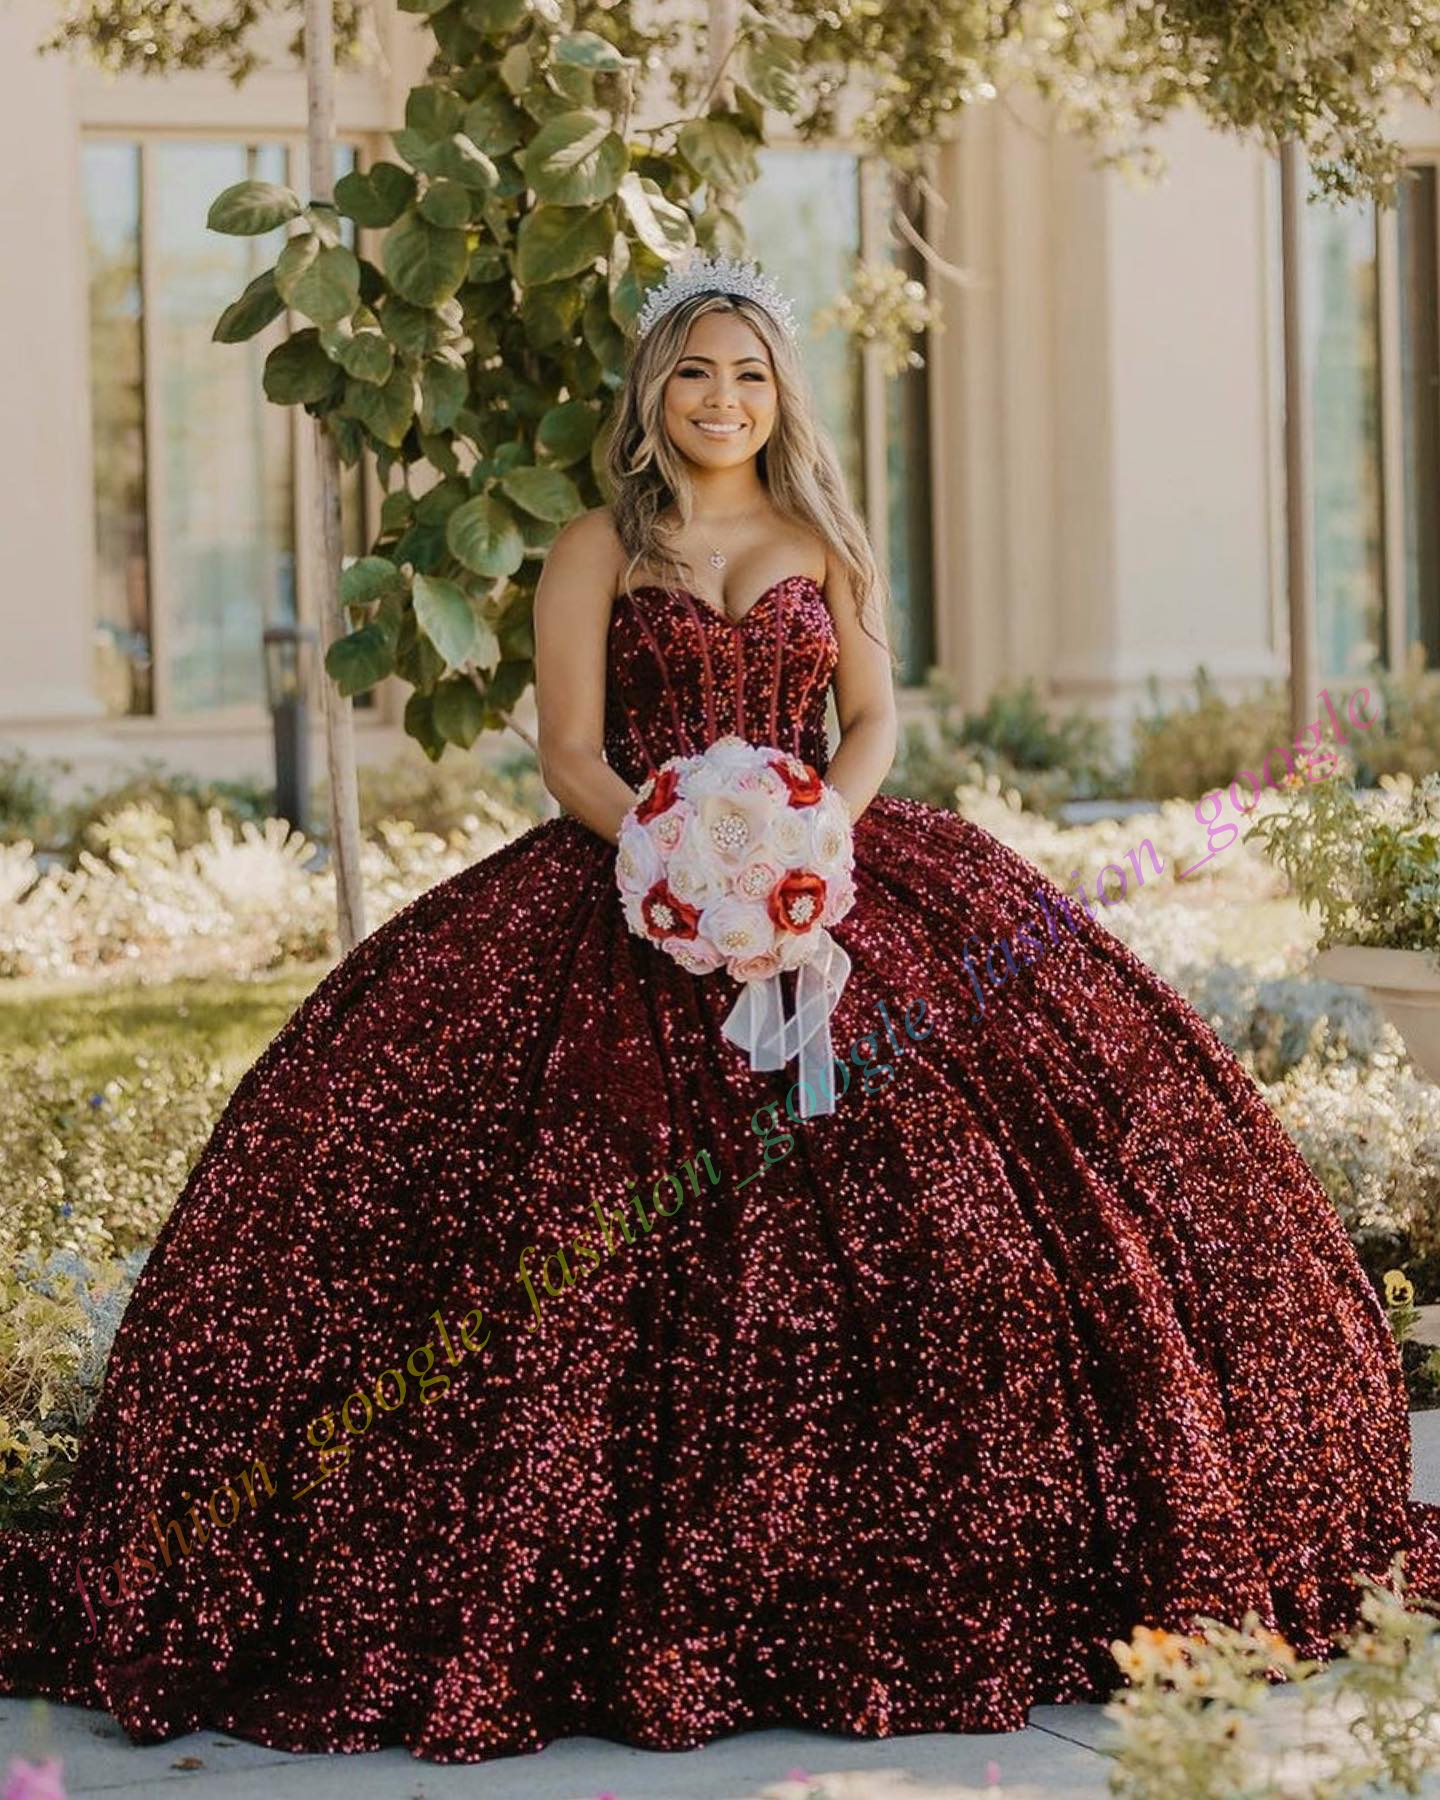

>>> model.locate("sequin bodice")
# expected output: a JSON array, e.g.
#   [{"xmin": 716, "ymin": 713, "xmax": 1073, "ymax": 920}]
[{"xmin": 603, "ymin": 573, "xmax": 838, "ymax": 785}]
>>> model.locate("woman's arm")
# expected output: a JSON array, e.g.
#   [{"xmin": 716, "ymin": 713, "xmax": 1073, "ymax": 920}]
[
  {"xmin": 821, "ymin": 552, "xmax": 898, "ymax": 825},
  {"xmin": 533, "ymin": 512, "xmax": 640, "ymax": 847}
]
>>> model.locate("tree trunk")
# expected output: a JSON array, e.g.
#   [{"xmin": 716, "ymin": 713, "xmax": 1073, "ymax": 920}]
[
  {"xmin": 305, "ymin": 0, "xmax": 366, "ymax": 951},
  {"xmin": 1279, "ymin": 137, "xmax": 1318, "ymax": 738}
]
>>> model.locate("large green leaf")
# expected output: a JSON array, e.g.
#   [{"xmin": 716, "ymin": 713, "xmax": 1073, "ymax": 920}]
[
  {"xmin": 394, "ymin": 520, "xmax": 451, "ymax": 575},
  {"xmin": 616, "ymin": 174, "xmax": 694, "ymax": 259},
  {"xmin": 553, "ymin": 30, "xmax": 631, "ymax": 70},
  {"xmin": 213, "ymin": 269, "xmax": 286, "ymax": 343},
  {"xmin": 521, "ymin": 111, "xmax": 628, "ymax": 207},
  {"xmin": 499, "ymin": 43, "xmax": 531, "ymax": 93},
  {"xmin": 413, "ymin": 573, "xmax": 481, "ymax": 668},
  {"xmin": 515, "ymin": 203, "xmax": 612, "ymax": 285},
  {"xmin": 383, "ymin": 210, "xmax": 470, "ymax": 306},
  {"xmin": 677, "ymin": 118, "xmax": 756, "ymax": 192},
  {"xmin": 415, "ymin": 478, "xmax": 468, "ymax": 525},
  {"xmin": 519, "ymin": 280, "xmax": 584, "ymax": 348},
  {"xmin": 536, "ymin": 399, "xmax": 598, "ymax": 466},
  {"xmin": 418, "ymin": 179, "xmax": 473, "ymax": 228},
  {"xmin": 380, "ymin": 489, "xmax": 415, "ymax": 534},
  {"xmin": 498, "ymin": 464, "xmax": 582, "ymax": 522},
  {"xmin": 208, "ymin": 180, "xmax": 303, "ymax": 236},
  {"xmin": 325, "ymin": 624, "xmax": 395, "ymax": 697},
  {"xmin": 334, "ymin": 163, "xmax": 415, "ymax": 227},
  {"xmin": 275, "ymin": 236, "xmax": 360, "ymax": 325},
  {"xmin": 462, "ymin": 0, "xmax": 528, "ymax": 34},
  {"xmin": 481, "ymin": 657, "xmax": 534, "ymax": 724},
  {"xmin": 378, "ymin": 297, "xmax": 436, "ymax": 357},
  {"xmin": 330, "ymin": 323, "xmax": 394, "ymax": 385},
  {"xmin": 582, "ymin": 280, "xmax": 625, "ymax": 375},
  {"xmin": 420, "ymin": 355, "xmax": 469, "ymax": 432},
  {"xmin": 446, "ymin": 493, "xmax": 526, "ymax": 576},
  {"xmin": 403, "ymin": 691, "xmax": 447, "ymax": 762},
  {"xmin": 433, "ymin": 675, "xmax": 486, "ymax": 747},
  {"xmin": 431, "ymin": 135, "xmax": 501, "ymax": 191},
  {"xmin": 344, "ymin": 368, "xmax": 415, "ymax": 447},
  {"xmin": 741, "ymin": 35, "xmax": 802, "ymax": 112},
  {"xmin": 406, "ymin": 85, "xmax": 467, "ymax": 138},
  {"xmin": 339, "ymin": 556, "xmax": 405, "ymax": 605},
  {"xmin": 263, "ymin": 330, "xmax": 342, "ymax": 405},
  {"xmin": 462, "ymin": 93, "xmax": 524, "ymax": 155}
]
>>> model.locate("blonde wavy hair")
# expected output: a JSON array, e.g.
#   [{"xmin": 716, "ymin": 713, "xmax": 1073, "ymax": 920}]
[{"xmin": 601, "ymin": 288, "xmax": 896, "ymax": 663}]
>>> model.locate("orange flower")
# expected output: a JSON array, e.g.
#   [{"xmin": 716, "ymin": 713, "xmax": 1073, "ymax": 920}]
[
  {"xmin": 635, "ymin": 767, "xmax": 680, "ymax": 824},
  {"xmin": 768, "ymin": 870, "xmax": 827, "ymax": 934},
  {"xmin": 641, "ymin": 879, "xmax": 700, "ymax": 941},
  {"xmin": 768, "ymin": 756, "xmax": 824, "ymax": 807}
]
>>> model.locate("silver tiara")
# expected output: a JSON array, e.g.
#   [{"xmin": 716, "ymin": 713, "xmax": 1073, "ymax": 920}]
[{"xmin": 634, "ymin": 249, "xmax": 800, "ymax": 341}]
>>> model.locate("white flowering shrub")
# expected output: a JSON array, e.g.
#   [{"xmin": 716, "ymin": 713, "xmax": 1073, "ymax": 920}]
[
  {"xmin": 956, "ymin": 771, "xmax": 1286, "ymax": 902},
  {"xmin": 0, "ymin": 798, "xmax": 532, "ymax": 982},
  {"xmin": 1267, "ymin": 1061, "xmax": 1440, "ymax": 1266}
]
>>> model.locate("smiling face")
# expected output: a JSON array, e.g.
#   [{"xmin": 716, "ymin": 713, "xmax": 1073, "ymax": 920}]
[{"xmin": 661, "ymin": 307, "xmax": 778, "ymax": 470}]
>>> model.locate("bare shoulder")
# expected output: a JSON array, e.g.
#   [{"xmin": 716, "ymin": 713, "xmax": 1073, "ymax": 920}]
[{"xmin": 536, "ymin": 507, "xmax": 625, "ymax": 615}]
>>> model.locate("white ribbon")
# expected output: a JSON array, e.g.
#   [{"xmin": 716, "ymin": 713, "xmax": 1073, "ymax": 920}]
[{"xmin": 720, "ymin": 929, "xmax": 852, "ymax": 1118}]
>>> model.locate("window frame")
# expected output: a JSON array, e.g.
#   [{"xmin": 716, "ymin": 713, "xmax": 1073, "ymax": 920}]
[{"xmin": 82, "ymin": 128, "xmax": 388, "ymax": 731}]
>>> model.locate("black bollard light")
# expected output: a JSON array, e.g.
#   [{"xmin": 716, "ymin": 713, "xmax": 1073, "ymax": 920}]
[{"xmin": 262, "ymin": 621, "xmax": 317, "ymax": 837}]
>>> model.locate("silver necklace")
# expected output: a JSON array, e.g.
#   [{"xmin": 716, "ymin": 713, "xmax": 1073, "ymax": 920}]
[{"xmin": 697, "ymin": 503, "xmax": 762, "ymax": 572}]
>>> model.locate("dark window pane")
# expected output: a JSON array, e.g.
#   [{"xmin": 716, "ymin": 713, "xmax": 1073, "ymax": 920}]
[
  {"xmin": 1398, "ymin": 163, "xmax": 1440, "ymax": 667},
  {"xmin": 1304, "ymin": 183, "xmax": 1385, "ymax": 677},
  {"xmin": 742, "ymin": 149, "xmax": 866, "ymax": 509},
  {"xmin": 83, "ymin": 140, "xmax": 151, "ymax": 715},
  {"xmin": 152, "ymin": 141, "xmax": 296, "ymax": 713}
]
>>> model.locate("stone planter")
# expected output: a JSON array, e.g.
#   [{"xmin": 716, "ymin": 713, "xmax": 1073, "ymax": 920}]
[{"xmin": 1314, "ymin": 945, "xmax": 1440, "ymax": 1085}]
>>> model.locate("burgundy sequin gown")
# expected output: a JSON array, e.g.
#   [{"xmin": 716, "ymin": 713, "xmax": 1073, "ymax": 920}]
[{"xmin": 3, "ymin": 572, "xmax": 1440, "ymax": 1765}]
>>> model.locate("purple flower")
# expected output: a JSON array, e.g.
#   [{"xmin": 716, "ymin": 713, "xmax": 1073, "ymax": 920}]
[{"xmin": 88, "ymin": 1093, "xmax": 105, "ymax": 1109}]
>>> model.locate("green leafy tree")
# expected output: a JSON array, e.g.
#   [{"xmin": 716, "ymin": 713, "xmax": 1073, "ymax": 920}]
[
  {"xmin": 206, "ymin": 5, "xmax": 799, "ymax": 759},
  {"xmin": 52, "ymin": 0, "xmax": 1440, "ymax": 770}
]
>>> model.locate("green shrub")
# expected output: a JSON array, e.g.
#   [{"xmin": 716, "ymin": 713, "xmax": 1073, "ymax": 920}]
[
  {"xmin": 341, "ymin": 749, "xmax": 545, "ymax": 841},
  {"xmin": 885, "ymin": 671, "xmax": 1119, "ymax": 814},
  {"xmin": 1352, "ymin": 648, "xmax": 1440, "ymax": 784},
  {"xmin": 0, "ymin": 746, "xmax": 73, "ymax": 850},
  {"xmin": 1128, "ymin": 668, "xmax": 1294, "ymax": 801}
]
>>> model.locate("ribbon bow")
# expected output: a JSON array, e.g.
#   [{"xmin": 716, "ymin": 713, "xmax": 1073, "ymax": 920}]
[{"xmin": 720, "ymin": 929, "xmax": 852, "ymax": 1117}]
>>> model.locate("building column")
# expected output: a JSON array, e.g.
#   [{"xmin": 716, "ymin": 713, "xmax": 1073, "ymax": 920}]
[{"xmin": 0, "ymin": 0, "xmax": 105, "ymax": 723}]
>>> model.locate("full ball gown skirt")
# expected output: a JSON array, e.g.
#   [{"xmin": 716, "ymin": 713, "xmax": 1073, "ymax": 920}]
[{"xmin": 2, "ymin": 572, "xmax": 1439, "ymax": 1764}]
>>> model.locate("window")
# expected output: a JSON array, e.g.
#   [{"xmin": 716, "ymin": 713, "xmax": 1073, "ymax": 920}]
[
  {"xmin": 741, "ymin": 148, "xmax": 935, "ymax": 683},
  {"xmin": 1397, "ymin": 165, "xmax": 1440, "ymax": 667},
  {"xmin": 1275, "ymin": 159, "xmax": 1440, "ymax": 677},
  {"xmin": 82, "ymin": 137, "xmax": 368, "ymax": 719}
]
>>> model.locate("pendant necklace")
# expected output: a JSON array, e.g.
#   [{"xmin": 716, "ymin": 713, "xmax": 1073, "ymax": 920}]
[{"xmin": 698, "ymin": 502, "xmax": 761, "ymax": 572}]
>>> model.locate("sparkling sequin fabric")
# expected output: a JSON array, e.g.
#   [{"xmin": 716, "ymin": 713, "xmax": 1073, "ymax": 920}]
[{"xmin": 3, "ymin": 571, "xmax": 1440, "ymax": 1764}]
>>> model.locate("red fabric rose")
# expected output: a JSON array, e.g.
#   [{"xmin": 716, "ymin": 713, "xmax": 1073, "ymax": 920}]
[
  {"xmin": 641, "ymin": 879, "xmax": 701, "ymax": 940},
  {"xmin": 635, "ymin": 767, "xmax": 680, "ymax": 824},
  {"xmin": 768, "ymin": 870, "xmax": 827, "ymax": 934},
  {"xmin": 768, "ymin": 757, "xmax": 824, "ymax": 807}
]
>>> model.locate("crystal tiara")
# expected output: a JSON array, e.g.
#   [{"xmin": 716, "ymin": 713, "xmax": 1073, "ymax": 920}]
[{"xmin": 634, "ymin": 249, "xmax": 801, "ymax": 342}]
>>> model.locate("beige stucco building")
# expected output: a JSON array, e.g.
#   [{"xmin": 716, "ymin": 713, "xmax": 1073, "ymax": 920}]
[{"xmin": 1, "ymin": 0, "xmax": 1436, "ymax": 794}]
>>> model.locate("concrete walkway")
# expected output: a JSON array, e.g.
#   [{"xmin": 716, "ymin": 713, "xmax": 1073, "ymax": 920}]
[{"xmin": 5, "ymin": 1411, "xmax": 1440, "ymax": 1799}]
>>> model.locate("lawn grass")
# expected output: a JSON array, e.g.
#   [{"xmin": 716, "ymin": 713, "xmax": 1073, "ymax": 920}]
[{"xmin": 0, "ymin": 963, "xmax": 332, "ymax": 1086}]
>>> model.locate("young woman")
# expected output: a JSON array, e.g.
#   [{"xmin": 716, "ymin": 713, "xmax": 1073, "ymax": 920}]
[{"xmin": 2, "ymin": 250, "xmax": 1437, "ymax": 1767}]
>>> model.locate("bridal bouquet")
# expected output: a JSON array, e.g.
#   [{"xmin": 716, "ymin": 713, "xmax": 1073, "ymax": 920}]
[{"xmin": 615, "ymin": 735, "xmax": 856, "ymax": 1117}]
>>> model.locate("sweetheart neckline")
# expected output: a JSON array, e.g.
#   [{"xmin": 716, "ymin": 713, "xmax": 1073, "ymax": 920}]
[{"xmin": 616, "ymin": 572, "xmax": 826, "ymax": 631}]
